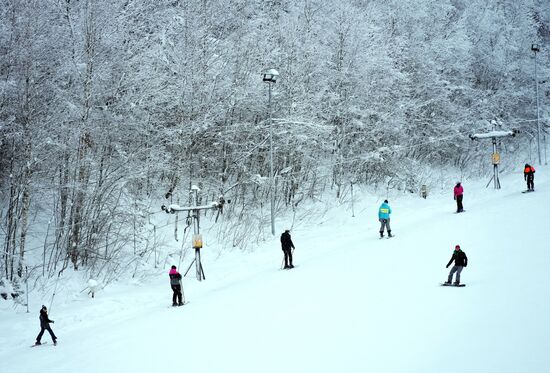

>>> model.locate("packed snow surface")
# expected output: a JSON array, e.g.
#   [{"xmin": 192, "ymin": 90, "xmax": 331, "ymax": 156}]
[{"xmin": 1, "ymin": 168, "xmax": 549, "ymax": 373}]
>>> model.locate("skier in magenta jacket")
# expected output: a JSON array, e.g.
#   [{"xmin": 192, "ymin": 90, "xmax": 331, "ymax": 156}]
[
  {"xmin": 169, "ymin": 266, "xmax": 184, "ymax": 306},
  {"xmin": 453, "ymin": 182, "xmax": 464, "ymax": 213}
]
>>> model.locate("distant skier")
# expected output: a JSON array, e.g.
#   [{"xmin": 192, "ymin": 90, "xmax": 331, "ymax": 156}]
[
  {"xmin": 524, "ymin": 164, "xmax": 536, "ymax": 191},
  {"xmin": 378, "ymin": 200, "xmax": 392, "ymax": 238},
  {"xmin": 169, "ymin": 265, "xmax": 184, "ymax": 306},
  {"xmin": 453, "ymin": 182, "xmax": 464, "ymax": 213},
  {"xmin": 445, "ymin": 245, "xmax": 468, "ymax": 285},
  {"xmin": 280, "ymin": 230, "xmax": 295, "ymax": 269},
  {"xmin": 35, "ymin": 305, "xmax": 57, "ymax": 346}
]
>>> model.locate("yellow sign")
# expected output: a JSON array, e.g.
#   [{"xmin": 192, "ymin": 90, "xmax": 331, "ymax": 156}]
[
  {"xmin": 192, "ymin": 234, "xmax": 203, "ymax": 249},
  {"xmin": 492, "ymin": 152, "xmax": 500, "ymax": 165}
]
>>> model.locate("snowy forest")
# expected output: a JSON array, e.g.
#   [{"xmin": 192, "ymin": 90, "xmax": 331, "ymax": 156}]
[{"xmin": 1, "ymin": 0, "xmax": 549, "ymax": 289}]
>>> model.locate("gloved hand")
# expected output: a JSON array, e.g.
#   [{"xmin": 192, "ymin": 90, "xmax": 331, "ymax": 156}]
[
  {"xmin": 51, "ymin": 320, "xmax": 55, "ymax": 323},
  {"xmin": 446, "ymin": 265, "xmax": 449, "ymax": 268}
]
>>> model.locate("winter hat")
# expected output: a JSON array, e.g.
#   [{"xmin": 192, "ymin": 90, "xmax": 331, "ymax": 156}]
[
  {"xmin": 171, "ymin": 265, "xmax": 176, "ymax": 269},
  {"xmin": 41, "ymin": 305, "xmax": 47, "ymax": 311},
  {"xmin": 384, "ymin": 199, "xmax": 388, "ymax": 203},
  {"xmin": 455, "ymin": 245, "xmax": 460, "ymax": 250}
]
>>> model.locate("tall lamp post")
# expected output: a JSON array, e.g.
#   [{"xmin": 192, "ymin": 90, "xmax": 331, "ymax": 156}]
[
  {"xmin": 263, "ymin": 68, "xmax": 279, "ymax": 236},
  {"xmin": 532, "ymin": 44, "xmax": 542, "ymax": 165}
]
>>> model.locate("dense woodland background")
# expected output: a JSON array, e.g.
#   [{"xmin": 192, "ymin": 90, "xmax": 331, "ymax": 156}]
[{"xmin": 1, "ymin": 0, "xmax": 549, "ymax": 290}]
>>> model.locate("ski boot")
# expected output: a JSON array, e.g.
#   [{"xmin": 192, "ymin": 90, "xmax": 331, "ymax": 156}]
[{"xmin": 388, "ymin": 231, "xmax": 393, "ymax": 237}]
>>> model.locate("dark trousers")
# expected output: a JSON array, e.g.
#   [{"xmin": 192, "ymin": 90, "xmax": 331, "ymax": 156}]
[
  {"xmin": 171, "ymin": 284, "xmax": 183, "ymax": 305},
  {"xmin": 36, "ymin": 326, "xmax": 56, "ymax": 343},
  {"xmin": 283, "ymin": 248, "xmax": 293, "ymax": 267},
  {"xmin": 456, "ymin": 195, "xmax": 464, "ymax": 212},
  {"xmin": 526, "ymin": 176, "xmax": 534, "ymax": 190}
]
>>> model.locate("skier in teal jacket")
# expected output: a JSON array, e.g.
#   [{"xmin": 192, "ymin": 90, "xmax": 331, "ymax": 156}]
[{"xmin": 378, "ymin": 200, "xmax": 392, "ymax": 238}]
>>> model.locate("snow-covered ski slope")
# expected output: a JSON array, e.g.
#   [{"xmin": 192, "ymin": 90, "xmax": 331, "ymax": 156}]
[{"xmin": 1, "ymin": 168, "xmax": 549, "ymax": 373}]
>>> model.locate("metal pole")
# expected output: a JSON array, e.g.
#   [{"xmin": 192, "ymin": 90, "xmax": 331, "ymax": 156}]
[
  {"xmin": 268, "ymin": 82, "xmax": 275, "ymax": 236},
  {"xmin": 534, "ymin": 48, "xmax": 542, "ymax": 165},
  {"xmin": 191, "ymin": 189, "xmax": 203, "ymax": 281},
  {"xmin": 492, "ymin": 137, "xmax": 499, "ymax": 189},
  {"xmin": 545, "ymin": 133, "xmax": 548, "ymax": 165},
  {"xmin": 491, "ymin": 120, "xmax": 500, "ymax": 189},
  {"xmin": 25, "ymin": 266, "xmax": 29, "ymax": 313},
  {"xmin": 351, "ymin": 182, "xmax": 355, "ymax": 217}
]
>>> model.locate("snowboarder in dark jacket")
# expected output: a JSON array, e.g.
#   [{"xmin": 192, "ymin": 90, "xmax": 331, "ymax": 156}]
[
  {"xmin": 445, "ymin": 245, "xmax": 468, "ymax": 285},
  {"xmin": 524, "ymin": 164, "xmax": 535, "ymax": 191},
  {"xmin": 35, "ymin": 305, "xmax": 57, "ymax": 345},
  {"xmin": 169, "ymin": 265, "xmax": 184, "ymax": 306},
  {"xmin": 280, "ymin": 230, "xmax": 295, "ymax": 269}
]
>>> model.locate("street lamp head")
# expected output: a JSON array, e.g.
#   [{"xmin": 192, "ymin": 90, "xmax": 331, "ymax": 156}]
[
  {"xmin": 262, "ymin": 68, "xmax": 279, "ymax": 83},
  {"xmin": 531, "ymin": 44, "xmax": 540, "ymax": 52}
]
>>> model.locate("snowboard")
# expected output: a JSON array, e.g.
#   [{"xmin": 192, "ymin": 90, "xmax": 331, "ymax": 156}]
[
  {"xmin": 170, "ymin": 301, "xmax": 189, "ymax": 307},
  {"xmin": 31, "ymin": 341, "xmax": 55, "ymax": 347},
  {"xmin": 281, "ymin": 265, "xmax": 298, "ymax": 270},
  {"xmin": 379, "ymin": 235, "xmax": 395, "ymax": 239},
  {"xmin": 522, "ymin": 190, "xmax": 535, "ymax": 193},
  {"xmin": 441, "ymin": 283, "xmax": 466, "ymax": 287}
]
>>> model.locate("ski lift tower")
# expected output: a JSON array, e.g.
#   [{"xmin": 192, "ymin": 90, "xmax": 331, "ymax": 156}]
[
  {"xmin": 469, "ymin": 120, "xmax": 519, "ymax": 189},
  {"xmin": 162, "ymin": 185, "xmax": 226, "ymax": 281}
]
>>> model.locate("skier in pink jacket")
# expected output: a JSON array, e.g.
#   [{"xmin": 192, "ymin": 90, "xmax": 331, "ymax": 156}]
[
  {"xmin": 169, "ymin": 266, "xmax": 184, "ymax": 306},
  {"xmin": 453, "ymin": 182, "xmax": 464, "ymax": 213}
]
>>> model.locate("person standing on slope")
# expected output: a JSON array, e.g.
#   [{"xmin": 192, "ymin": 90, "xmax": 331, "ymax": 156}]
[
  {"xmin": 445, "ymin": 245, "xmax": 468, "ymax": 285},
  {"xmin": 169, "ymin": 265, "xmax": 184, "ymax": 306},
  {"xmin": 35, "ymin": 305, "xmax": 57, "ymax": 346},
  {"xmin": 378, "ymin": 200, "xmax": 392, "ymax": 238},
  {"xmin": 454, "ymin": 182, "xmax": 464, "ymax": 213},
  {"xmin": 280, "ymin": 230, "xmax": 295, "ymax": 269},
  {"xmin": 524, "ymin": 164, "xmax": 536, "ymax": 191}
]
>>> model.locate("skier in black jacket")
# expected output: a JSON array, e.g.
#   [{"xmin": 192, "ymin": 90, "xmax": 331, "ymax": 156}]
[
  {"xmin": 280, "ymin": 230, "xmax": 295, "ymax": 269},
  {"xmin": 35, "ymin": 305, "xmax": 57, "ymax": 345},
  {"xmin": 445, "ymin": 245, "xmax": 468, "ymax": 285}
]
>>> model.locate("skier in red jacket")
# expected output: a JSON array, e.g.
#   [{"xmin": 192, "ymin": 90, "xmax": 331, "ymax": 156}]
[{"xmin": 524, "ymin": 164, "xmax": 535, "ymax": 191}]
